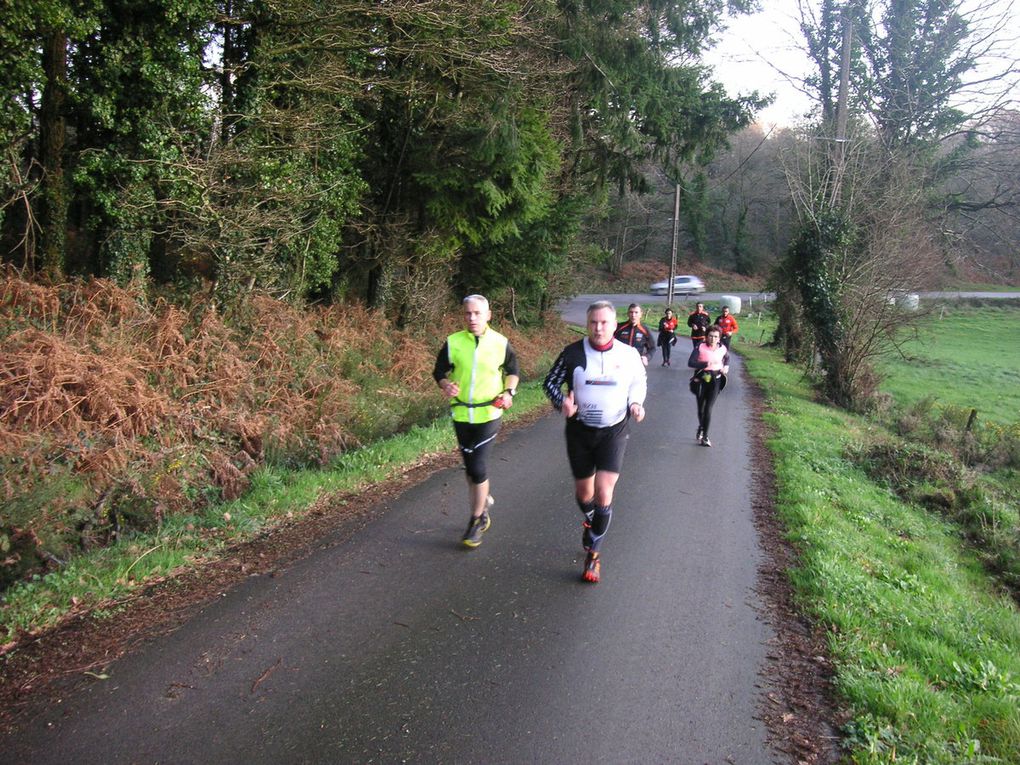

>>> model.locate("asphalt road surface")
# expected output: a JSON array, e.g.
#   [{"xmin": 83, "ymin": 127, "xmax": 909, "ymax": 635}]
[{"xmin": 5, "ymin": 350, "xmax": 781, "ymax": 764}]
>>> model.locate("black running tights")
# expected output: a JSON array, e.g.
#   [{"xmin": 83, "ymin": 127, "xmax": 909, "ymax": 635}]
[{"xmin": 696, "ymin": 377, "xmax": 721, "ymax": 436}]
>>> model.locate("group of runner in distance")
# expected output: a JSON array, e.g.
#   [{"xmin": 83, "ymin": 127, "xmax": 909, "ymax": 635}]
[{"xmin": 433, "ymin": 294, "xmax": 739, "ymax": 584}]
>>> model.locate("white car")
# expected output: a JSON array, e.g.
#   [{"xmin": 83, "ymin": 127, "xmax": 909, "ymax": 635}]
[{"xmin": 649, "ymin": 274, "xmax": 705, "ymax": 295}]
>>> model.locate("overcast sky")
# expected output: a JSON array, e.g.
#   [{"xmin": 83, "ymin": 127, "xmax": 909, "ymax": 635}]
[
  {"xmin": 703, "ymin": 3, "xmax": 814, "ymax": 127},
  {"xmin": 703, "ymin": 0, "xmax": 1020, "ymax": 128}
]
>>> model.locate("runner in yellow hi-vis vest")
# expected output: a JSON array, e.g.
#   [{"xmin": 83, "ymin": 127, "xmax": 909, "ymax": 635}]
[{"xmin": 433, "ymin": 295, "xmax": 521, "ymax": 547}]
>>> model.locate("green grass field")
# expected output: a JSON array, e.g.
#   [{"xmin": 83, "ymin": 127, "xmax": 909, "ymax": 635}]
[
  {"xmin": 742, "ymin": 341, "xmax": 1020, "ymax": 763},
  {"xmin": 741, "ymin": 301, "xmax": 1020, "ymax": 762},
  {"xmin": 879, "ymin": 304, "xmax": 1020, "ymax": 425}
]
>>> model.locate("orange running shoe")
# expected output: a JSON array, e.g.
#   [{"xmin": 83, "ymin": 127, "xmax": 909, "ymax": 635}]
[{"xmin": 582, "ymin": 551, "xmax": 600, "ymax": 583}]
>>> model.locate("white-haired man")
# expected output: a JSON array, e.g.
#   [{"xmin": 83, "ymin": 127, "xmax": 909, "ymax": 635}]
[
  {"xmin": 543, "ymin": 300, "xmax": 647, "ymax": 582},
  {"xmin": 434, "ymin": 295, "xmax": 520, "ymax": 547}
]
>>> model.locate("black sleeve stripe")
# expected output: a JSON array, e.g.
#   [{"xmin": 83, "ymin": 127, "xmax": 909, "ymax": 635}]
[
  {"xmin": 543, "ymin": 352, "xmax": 568, "ymax": 410},
  {"xmin": 543, "ymin": 340, "xmax": 586, "ymax": 410},
  {"xmin": 562, "ymin": 340, "xmax": 586, "ymax": 380}
]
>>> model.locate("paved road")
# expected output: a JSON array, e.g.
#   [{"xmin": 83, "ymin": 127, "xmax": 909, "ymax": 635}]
[{"xmin": 4, "ymin": 353, "xmax": 780, "ymax": 764}]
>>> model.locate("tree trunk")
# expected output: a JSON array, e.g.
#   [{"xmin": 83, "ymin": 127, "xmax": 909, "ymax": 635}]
[
  {"xmin": 220, "ymin": 0, "xmax": 235, "ymax": 144},
  {"xmin": 39, "ymin": 29, "xmax": 68, "ymax": 280}
]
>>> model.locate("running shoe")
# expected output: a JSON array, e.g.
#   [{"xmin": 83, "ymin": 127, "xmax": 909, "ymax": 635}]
[
  {"xmin": 696, "ymin": 427, "xmax": 703, "ymax": 441},
  {"xmin": 582, "ymin": 520, "xmax": 593, "ymax": 551},
  {"xmin": 462, "ymin": 510, "xmax": 491, "ymax": 548},
  {"xmin": 582, "ymin": 551, "xmax": 601, "ymax": 583},
  {"xmin": 701, "ymin": 436, "xmax": 712, "ymax": 447}
]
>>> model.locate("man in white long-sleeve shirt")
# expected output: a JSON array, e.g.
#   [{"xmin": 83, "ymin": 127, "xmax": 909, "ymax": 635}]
[{"xmin": 543, "ymin": 300, "xmax": 647, "ymax": 583}]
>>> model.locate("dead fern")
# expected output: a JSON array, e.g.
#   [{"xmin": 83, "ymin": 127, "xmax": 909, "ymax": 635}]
[{"xmin": 1, "ymin": 271, "xmax": 566, "ymax": 588}]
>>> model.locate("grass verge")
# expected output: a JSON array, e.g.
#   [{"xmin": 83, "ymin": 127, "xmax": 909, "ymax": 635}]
[
  {"xmin": 0, "ymin": 385, "xmax": 550, "ymax": 649},
  {"xmin": 741, "ymin": 342, "xmax": 1020, "ymax": 762}
]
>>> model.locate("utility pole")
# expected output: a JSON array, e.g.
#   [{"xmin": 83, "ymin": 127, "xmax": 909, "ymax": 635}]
[
  {"xmin": 667, "ymin": 181, "xmax": 680, "ymax": 305},
  {"xmin": 832, "ymin": 5, "xmax": 853, "ymax": 204}
]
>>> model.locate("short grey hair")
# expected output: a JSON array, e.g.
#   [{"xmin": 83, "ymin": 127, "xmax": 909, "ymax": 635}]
[
  {"xmin": 462, "ymin": 294, "xmax": 489, "ymax": 310},
  {"xmin": 587, "ymin": 300, "xmax": 615, "ymax": 317}
]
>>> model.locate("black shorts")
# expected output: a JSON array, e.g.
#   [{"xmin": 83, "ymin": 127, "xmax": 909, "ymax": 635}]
[
  {"xmin": 453, "ymin": 419, "xmax": 501, "ymax": 484},
  {"xmin": 564, "ymin": 417, "xmax": 630, "ymax": 478}
]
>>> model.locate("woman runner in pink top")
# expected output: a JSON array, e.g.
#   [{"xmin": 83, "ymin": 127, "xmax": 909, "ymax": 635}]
[{"xmin": 687, "ymin": 325, "xmax": 729, "ymax": 447}]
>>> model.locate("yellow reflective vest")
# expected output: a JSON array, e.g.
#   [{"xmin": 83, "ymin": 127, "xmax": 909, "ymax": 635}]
[{"xmin": 446, "ymin": 328, "xmax": 509, "ymax": 423}]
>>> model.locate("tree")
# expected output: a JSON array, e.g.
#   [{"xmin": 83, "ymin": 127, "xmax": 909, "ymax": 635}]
[
  {"xmin": 2, "ymin": 0, "xmax": 766, "ymax": 322},
  {"xmin": 942, "ymin": 110, "xmax": 1020, "ymax": 280},
  {"xmin": 706, "ymin": 125, "xmax": 799, "ymax": 275},
  {"xmin": 775, "ymin": 0, "xmax": 1018, "ymax": 408},
  {"xmin": 0, "ymin": 0, "xmax": 87, "ymax": 276},
  {"xmin": 37, "ymin": 26, "xmax": 67, "ymax": 279},
  {"xmin": 322, "ymin": 0, "xmax": 561, "ymax": 317},
  {"xmin": 556, "ymin": 0, "xmax": 763, "ymax": 190},
  {"xmin": 68, "ymin": 0, "xmax": 213, "ymax": 280},
  {"xmin": 553, "ymin": 0, "xmax": 768, "ymax": 284},
  {"xmin": 778, "ymin": 135, "xmax": 943, "ymax": 407}
]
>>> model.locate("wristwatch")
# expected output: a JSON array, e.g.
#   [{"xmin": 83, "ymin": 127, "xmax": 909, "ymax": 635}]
[{"xmin": 504, "ymin": 387, "xmax": 517, "ymax": 397}]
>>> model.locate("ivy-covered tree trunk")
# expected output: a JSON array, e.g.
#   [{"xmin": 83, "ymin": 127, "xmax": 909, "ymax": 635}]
[
  {"xmin": 38, "ymin": 28, "xmax": 67, "ymax": 280},
  {"xmin": 732, "ymin": 204, "xmax": 754, "ymax": 275},
  {"xmin": 786, "ymin": 209, "xmax": 860, "ymax": 409},
  {"xmin": 683, "ymin": 172, "xmax": 710, "ymax": 261},
  {"xmin": 770, "ymin": 285, "xmax": 808, "ymax": 363}
]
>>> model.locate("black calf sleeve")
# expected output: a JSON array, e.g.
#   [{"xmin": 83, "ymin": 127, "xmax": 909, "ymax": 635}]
[
  {"xmin": 588, "ymin": 505, "xmax": 612, "ymax": 552},
  {"xmin": 576, "ymin": 496, "xmax": 596, "ymax": 518}
]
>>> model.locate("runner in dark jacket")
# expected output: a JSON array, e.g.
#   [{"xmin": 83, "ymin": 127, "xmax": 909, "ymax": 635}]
[
  {"xmin": 687, "ymin": 302, "xmax": 711, "ymax": 348},
  {"xmin": 614, "ymin": 303, "xmax": 655, "ymax": 366}
]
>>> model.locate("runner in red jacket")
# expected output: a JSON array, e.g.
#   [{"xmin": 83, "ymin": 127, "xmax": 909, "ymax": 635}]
[
  {"xmin": 714, "ymin": 305, "xmax": 739, "ymax": 349},
  {"xmin": 657, "ymin": 308, "xmax": 679, "ymax": 367}
]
